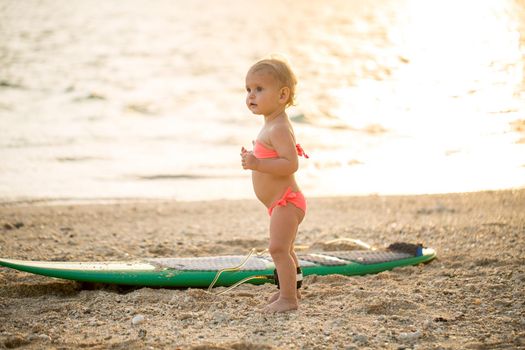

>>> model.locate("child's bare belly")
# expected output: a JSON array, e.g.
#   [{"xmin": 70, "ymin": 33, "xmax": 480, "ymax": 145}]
[{"xmin": 252, "ymin": 171, "xmax": 299, "ymax": 208}]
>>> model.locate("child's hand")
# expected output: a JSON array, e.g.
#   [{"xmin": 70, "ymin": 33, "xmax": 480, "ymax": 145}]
[{"xmin": 240, "ymin": 147, "xmax": 259, "ymax": 170}]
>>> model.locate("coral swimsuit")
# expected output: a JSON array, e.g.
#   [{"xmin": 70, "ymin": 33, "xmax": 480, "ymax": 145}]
[
  {"xmin": 253, "ymin": 140, "xmax": 309, "ymax": 216},
  {"xmin": 253, "ymin": 140, "xmax": 309, "ymax": 160}
]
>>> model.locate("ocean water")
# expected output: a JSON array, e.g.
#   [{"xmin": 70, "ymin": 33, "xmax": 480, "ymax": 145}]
[{"xmin": 1, "ymin": 0, "xmax": 524, "ymax": 202}]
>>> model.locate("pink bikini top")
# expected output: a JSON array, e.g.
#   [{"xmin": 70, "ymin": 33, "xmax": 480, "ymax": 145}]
[{"xmin": 253, "ymin": 140, "xmax": 309, "ymax": 159}]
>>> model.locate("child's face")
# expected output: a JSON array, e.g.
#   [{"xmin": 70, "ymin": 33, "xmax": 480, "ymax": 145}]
[{"xmin": 245, "ymin": 70, "xmax": 285, "ymax": 116}]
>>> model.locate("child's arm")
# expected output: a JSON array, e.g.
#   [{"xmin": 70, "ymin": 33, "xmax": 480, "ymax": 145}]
[{"xmin": 242, "ymin": 126, "xmax": 298, "ymax": 176}]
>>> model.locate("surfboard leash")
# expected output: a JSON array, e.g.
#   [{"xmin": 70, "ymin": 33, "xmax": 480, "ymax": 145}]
[{"xmin": 207, "ymin": 248, "xmax": 272, "ymax": 295}]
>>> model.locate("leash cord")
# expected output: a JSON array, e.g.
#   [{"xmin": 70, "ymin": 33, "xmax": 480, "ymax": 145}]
[{"xmin": 207, "ymin": 248, "xmax": 269, "ymax": 294}]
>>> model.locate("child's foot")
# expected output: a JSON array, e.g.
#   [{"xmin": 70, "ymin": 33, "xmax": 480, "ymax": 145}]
[
  {"xmin": 267, "ymin": 290, "xmax": 301, "ymax": 304},
  {"xmin": 263, "ymin": 297, "xmax": 298, "ymax": 313}
]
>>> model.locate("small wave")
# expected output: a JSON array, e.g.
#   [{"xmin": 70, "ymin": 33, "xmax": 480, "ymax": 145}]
[
  {"xmin": 56, "ymin": 156, "xmax": 104, "ymax": 162},
  {"xmin": 290, "ymin": 112, "xmax": 312, "ymax": 124},
  {"xmin": 313, "ymin": 159, "xmax": 364, "ymax": 169},
  {"xmin": 72, "ymin": 92, "xmax": 106, "ymax": 101},
  {"xmin": 135, "ymin": 174, "xmax": 245, "ymax": 181},
  {"xmin": 489, "ymin": 108, "xmax": 519, "ymax": 114},
  {"xmin": 125, "ymin": 102, "xmax": 158, "ymax": 115},
  {"xmin": 3, "ymin": 139, "xmax": 76, "ymax": 149},
  {"xmin": 291, "ymin": 112, "xmax": 354, "ymax": 130},
  {"xmin": 362, "ymin": 124, "xmax": 388, "ymax": 135},
  {"xmin": 0, "ymin": 80, "xmax": 24, "ymax": 89},
  {"xmin": 291, "ymin": 111, "xmax": 388, "ymax": 133},
  {"xmin": 0, "ymin": 197, "xmax": 165, "ymax": 207}
]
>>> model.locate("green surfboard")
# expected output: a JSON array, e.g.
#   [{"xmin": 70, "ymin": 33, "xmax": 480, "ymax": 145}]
[{"xmin": 0, "ymin": 244, "xmax": 436, "ymax": 288}]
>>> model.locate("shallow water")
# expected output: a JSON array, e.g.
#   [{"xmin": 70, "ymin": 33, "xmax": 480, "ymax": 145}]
[{"xmin": 1, "ymin": 0, "xmax": 524, "ymax": 202}]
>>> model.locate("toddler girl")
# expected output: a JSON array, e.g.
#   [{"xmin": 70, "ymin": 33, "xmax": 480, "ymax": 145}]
[{"xmin": 240, "ymin": 57, "xmax": 308, "ymax": 313}]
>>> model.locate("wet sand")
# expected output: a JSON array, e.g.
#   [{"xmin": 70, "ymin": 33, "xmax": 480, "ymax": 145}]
[{"xmin": 1, "ymin": 189, "xmax": 524, "ymax": 349}]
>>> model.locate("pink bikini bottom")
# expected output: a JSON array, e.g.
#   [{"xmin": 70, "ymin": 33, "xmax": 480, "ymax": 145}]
[{"xmin": 268, "ymin": 187, "xmax": 307, "ymax": 216}]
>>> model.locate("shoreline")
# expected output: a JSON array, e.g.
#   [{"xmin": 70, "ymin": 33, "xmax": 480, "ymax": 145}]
[
  {"xmin": 1, "ymin": 186, "xmax": 524, "ymax": 207},
  {"xmin": 1, "ymin": 189, "xmax": 524, "ymax": 349}
]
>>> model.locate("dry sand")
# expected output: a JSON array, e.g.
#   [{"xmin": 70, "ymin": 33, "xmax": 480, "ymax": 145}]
[{"xmin": 0, "ymin": 190, "xmax": 524, "ymax": 349}]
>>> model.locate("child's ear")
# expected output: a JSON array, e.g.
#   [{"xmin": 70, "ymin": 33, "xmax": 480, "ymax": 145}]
[{"xmin": 279, "ymin": 87, "xmax": 290, "ymax": 104}]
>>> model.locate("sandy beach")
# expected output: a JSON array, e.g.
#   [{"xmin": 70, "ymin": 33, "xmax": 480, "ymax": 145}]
[
  {"xmin": 0, "ymin": 189, "xmax": 523, "ymax": 349},
  {"xmin": 2, "ymin": 1, "xmax": 524, "ymax": 349}
]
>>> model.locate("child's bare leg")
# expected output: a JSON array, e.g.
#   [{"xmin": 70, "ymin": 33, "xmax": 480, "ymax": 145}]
[
  {"xmin": 268, "ymin": 244, "xmax": 302, "ymax": 303},
  {"xmin": 264, "ymin": 205, "xmax": 303, "ymax": 313}
]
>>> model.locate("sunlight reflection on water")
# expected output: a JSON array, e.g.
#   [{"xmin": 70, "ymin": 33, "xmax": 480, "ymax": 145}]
[
  {"xmin": 299, "ymin": 0, "xmax": 524, "ymax": 197},
  {"xmin": 0, "ymin": 0, "xmax": 523, "ymax": 202}
]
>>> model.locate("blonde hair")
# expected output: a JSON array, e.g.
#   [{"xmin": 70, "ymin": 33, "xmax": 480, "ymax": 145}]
[{"xmin": 248, "ymin": 56, "xmax": 298, "ymax": 107}]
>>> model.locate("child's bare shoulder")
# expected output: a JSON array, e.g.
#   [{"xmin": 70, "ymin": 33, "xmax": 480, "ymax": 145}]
[
  {"xmin": 270, "ymin": 119, "xmax": 295, "ymax": 139},
  {"xmin": 268, "ymin": 123, "xmax": 296, "ymax": 148}
]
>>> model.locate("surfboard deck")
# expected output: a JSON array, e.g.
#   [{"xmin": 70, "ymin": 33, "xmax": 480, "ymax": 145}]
[{"xmin": 0, "ymin": 244, "xmax": 436, "ymax": 288}]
